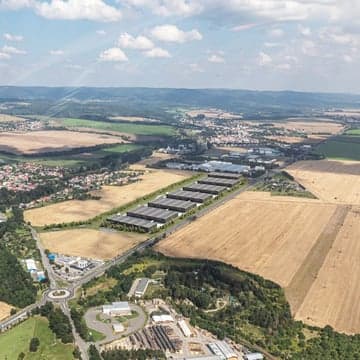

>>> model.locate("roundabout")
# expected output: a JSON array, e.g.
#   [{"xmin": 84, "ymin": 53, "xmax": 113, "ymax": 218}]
[{"xmin": 47, "ymin": 289, "xmax": 71, "ymax": 301}]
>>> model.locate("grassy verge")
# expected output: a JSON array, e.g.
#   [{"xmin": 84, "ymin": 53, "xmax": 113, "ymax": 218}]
[{"xmin": 0, "ymin": 316, "xmax": 75, "ymax": 360}]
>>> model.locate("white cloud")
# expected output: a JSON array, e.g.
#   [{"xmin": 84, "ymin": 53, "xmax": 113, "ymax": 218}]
[
  {"xmin": 123, "ymin": 0, "xmax": 203, "ymax": 17},
  {"xmin": 264, "ymin": 42, "xmax": 282, "ymax": 48},
  {"xmin": 144, "ymin": 47, "xmax": 171, "ymax": 58},
  {"xmin": 298, "ymin": 25, "xmax": 311, "ymax": 36},
  {"xmin": 3, "ymin": 33, "xmax": 23, "ymax": 41},
  {"xmin": 276, "ymin": 63, "xmax": 291, "ymax": 70},
  {"xmin": 0, "ymin": 52, "xmax": 11, "ymax": 60},
  {"xmin": 49, "ymin": 49, "xmax": 64, "ymax": 55},
  {"xmin": 268, "ymin": 28, "xmax": 284, "ymax": 38},
  {"xmin": 99, "ymin": 47, "xmax": 128, "ymax": 62},
  {"xmin": 208, "ymin": 53, "xmax": 225, "ymax": 63},
  {"xmin": 118, "ymin": 32, "xmax": 154, "ymax": 50},
  {"xmin": 258, "ymin": 51, "xmax": 272, "ymax": 66},
  {"xmin": 37, "ymin": 0, "xmax": 122, "ymax": 21},
  {"xmin": 150, "ymin": 24, "xmax": 202, "ymax": 43},
  {"xmin": 2, "ymin": 45, "xmax": 26, "ymax": 55},
  {"xmin": 301, "ymin": 39, "xmax": 317, "ymax": 56},
  {"xmin": 232, "ymin": 23, "xmax": 259, "ymax": 32},
  {"xmin": 189, "ymin": 62, "xmax": 204, "ymax": 72},
  {"xmin": 343, "ymin": 54, "xmax": 354, "ymax": 63},
  {"xmin": 96, "ymin": 29, "xmax": 107, "ymax": 36}
]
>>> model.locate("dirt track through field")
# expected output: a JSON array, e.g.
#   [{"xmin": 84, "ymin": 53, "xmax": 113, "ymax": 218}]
[{"xmin": 285, "ymin": 205, "xmax": 350, "ymax": 315}]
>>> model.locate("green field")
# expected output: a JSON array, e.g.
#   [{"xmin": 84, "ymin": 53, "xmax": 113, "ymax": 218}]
[
  {"xmin": 61, "ymin": 118, "xmax": 177, "ymax": 136},
  {"xmin": 0, "ymin": 316, "xmax": 75, "ymax": 359},
  {"xmin": 101, "ymin": 144, "xmax": 142, "ymax": 154},
  {"xmin": 316, "ymin": 136, "xmax": 360, "ymax": 161},
  {"xmin": 345, "ymin": 128, "xmax": 360, "ymax": 136}
]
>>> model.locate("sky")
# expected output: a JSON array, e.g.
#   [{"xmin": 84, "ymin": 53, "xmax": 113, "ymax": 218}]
[{"xmin": 0, "ymin": 0, "xmax": 360, "ymax": 93}]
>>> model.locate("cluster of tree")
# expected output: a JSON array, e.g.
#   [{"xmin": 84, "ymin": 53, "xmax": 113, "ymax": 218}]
[
  {"xmin": 34, "ymin": 302, "xmax": 74, "ymax": 344},
  {"xmin": 0, "ymin": 245, "xmax": 37, "ymax": 307},
  {"xmin": 70, "ymin": 307, "xmax": 92, "ymax": 341},
  {"xmin": 29, "ymin": 337, "xmax": 40, "ymax": 352},
  {"xmin": 101, "ymin": 348, "xmax": 166, "ymax": 360}
]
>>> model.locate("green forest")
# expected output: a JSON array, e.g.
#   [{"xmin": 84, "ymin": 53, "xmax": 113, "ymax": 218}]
[{"xmin": 75, "ymin": 251, "xmax": 360, "ymax": 359}]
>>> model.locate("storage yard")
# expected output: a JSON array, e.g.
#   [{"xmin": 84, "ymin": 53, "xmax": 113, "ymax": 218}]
[
  {"xmin": 24, "ymin": 167, "xmax": 190, "ymax": 226},
  {"xmin": 39, "ymin": 228, "xmax": 146, "ymax": 260}
]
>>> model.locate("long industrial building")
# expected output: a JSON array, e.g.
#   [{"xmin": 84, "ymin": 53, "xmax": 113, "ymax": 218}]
[
  {"xmin": 209, "ymin": 172, "xmax": 242, "ymax": 180},
  {"xmin": 148, "ymin": 197, "xmax": 197, "ymax": 212},
  {"xmin": 198, "ymin": 177, "xmax": 239, "ymax": 187},
  {"xmin": 107, "ymin": 214, "xmax": 157, "ymax": 232},
  {"xmin": 167, "ymin": 190, "xmax": 213, "ymax": 203},
  {"xmin": 183, "ymin": 183, "xmax": 227, "ymax": 195},
  {"xmin": 127, "ymin": 205, "xmax": 178, "ymax": 224}
]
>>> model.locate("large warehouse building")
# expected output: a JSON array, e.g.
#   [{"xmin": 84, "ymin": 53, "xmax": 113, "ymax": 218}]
[
  {"xmin": 107, "ymin": 214, "xmax": 157, "ymax": 232},
  {"xmin": 198, "ymin": 177, "xmax": 239, "ymax": 187},
  {"xmin": 167, "ymin": 190, "xmax": 213, "ymax": 203},
  {"xmin": 148, "ymin": 197, "xmax": 197, "ymax": 212},
  {"xmin": 127, "ymin": 205, "xmax": 178, "ymax": 224},
  {"xmin": 209, "ymin": 172, "xmax": 242, "ymax": 180},
  {"xmin": 183, "ymin": 183, "xmax": 227, "ymax": 195}
]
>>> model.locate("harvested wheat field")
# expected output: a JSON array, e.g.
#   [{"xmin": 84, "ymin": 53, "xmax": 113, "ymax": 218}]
[
  {"xmin": 109, "ymin": 116, "xmax": 160, "ymax": 123},
  {"xmin": 0, "ymin": 302, "xmax": 12, "ymax": 321},
  {"xmin": 0, "ymin": 130, "xmax": 125, "ymax": 155},
  {"xmin": 0, "ymin": 114, "xmax": 26, "ymax": 122},
  {"xmin": 25, "ymin": 168, "xmax": 191, "ymax": 226},
  {"xmin": 40, "ymin": 228, "xmax": 146, "ymax": 260},
  {"xmin": 287, "ymin": 160, "xmax": 360, "ymax": 205},
  {"xmin": 156, "ymin": 191, "xmax": 336, "ymax": 287},
  {"xmin": 278, "ymin": 121, "xmax": 344, "ymax": 135},
  {"xmin": 295, "ymin": 206, "xmax": 360, "ymax": 334}
]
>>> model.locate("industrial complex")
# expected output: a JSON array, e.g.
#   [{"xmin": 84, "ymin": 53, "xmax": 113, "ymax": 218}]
[{"xmin": 107, "ymin": 173, "xmax": 242, "ymax": 232}]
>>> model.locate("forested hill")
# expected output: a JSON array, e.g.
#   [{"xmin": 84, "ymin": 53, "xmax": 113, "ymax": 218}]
[{"xmin": 1, "ymin": 86, "xmax": 360, "ymax": 113}]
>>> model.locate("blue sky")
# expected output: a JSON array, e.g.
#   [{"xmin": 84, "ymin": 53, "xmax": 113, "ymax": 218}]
[{"xmin": 0, "ymin": 0, "xmax": 359, "ymax": 92}]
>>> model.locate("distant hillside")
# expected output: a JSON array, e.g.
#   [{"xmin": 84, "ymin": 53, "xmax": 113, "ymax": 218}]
[{"xmin": 1, "ymin": 86, "xmax": 360, "ymax": 120}]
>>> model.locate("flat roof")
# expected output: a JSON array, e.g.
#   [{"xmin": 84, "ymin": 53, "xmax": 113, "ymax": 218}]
[
  {"xmin": 135, "ymin": 278, "xmax": 150, "ymax": 294},
  {"xmin": 198, "ymin": 177, "xmax": 239, "ymax": 187},
  {"xmin": 148, "ymin": 197, "xmax": 196, "ymax": 212},
  {"xmin": 183, "ymin": 183, "xmax": 227, "ymax": 194},
  {"xmin": 167, "ymin": 190, "xmax": 212, "ymax": 202},
  {"xmin": 209, "ymin": 172, "xmax": 242, "ymax": 180},
  {"xmin": 127, "ymin": 205, "xmax": 178, "ymax": 223},
  {"xmin": 107, "ymin": 214, "xmax": 157, "ymax": 230}
]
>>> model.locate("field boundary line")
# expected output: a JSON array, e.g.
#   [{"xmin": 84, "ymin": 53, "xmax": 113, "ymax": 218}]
[{"xmin": 285, "ymin": 205, "xmax": 350, "ymax": 316}]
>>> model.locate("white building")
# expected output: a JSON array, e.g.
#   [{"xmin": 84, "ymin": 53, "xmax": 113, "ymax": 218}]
[
  {"xmin": 134, "ymin": 278, "xmax": 150, "ymax": 298},
  {"xmin": 178, "ymin": 319, "xmax": 192, "ymax": 337},
  {"xmin": 152, "ymin": 314, "xmax": 174, "ymax": 323},
  {"xmin": 25, "ymin": 259, "xmax": 37, "ymax": 272},
  {"xmin": 244, "ymin": 354, "xmax": 264, "ymax": 360},
  {"xmin": 112, "ymin": 323, "xmax": 125, "ymax": 333},
  {"xmin": 71, "ymin": 259, "xmax": 89, "ymax": 270},
  {"xmin": 102, "ymin": 302, "xmax": 131, "ymax": 316}
]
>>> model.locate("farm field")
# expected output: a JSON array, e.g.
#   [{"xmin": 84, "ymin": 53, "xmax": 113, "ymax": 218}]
[
  {"xmin": 345, "ymin": 128, "xmax": 360, "ymax": 135},
  {"xmin": 40, "ymin": 228, "xmax": 146, "ymax": 260},
  {"xmin": 60, "ymin": 118, "xmax": 177, "ymax": 136},
  {"xmin": 287, "ymin": 160, "xmax": 360, "ymax": 205},
  {"xmin": 0, "ymin": 114, "xmax": 26, "ymax": 122},
  {"xmin": 277, "ymin": 120, "xmax": 344, "ymax": 135},
  {"xmin": 0, "ymin": 301, "xmax": 12, "ymax": 321},
  {"xmin": 0, "ymin": 316, "xmax": 74, "ymax": 360},
  {"xmin": 0, "ymin": 130, "xmax": 125, "ymax": 155},
  {"xmin": 316, "ymin": 136, "xmax": 360, "ymax": 160},
  {"xmin": 156, "ymin": 191, "xmax": 336, "ymax": 287},
  {"xmin": 24, "ymin": 168, "xmax": 191, "ymax": 226},
  {"xmin": 295, "ymin": 206, "xmax": 360, "ymax": 333},
  {"xmin": 109, "ymin": 116, "xmax": 160, "ymax": 123}
]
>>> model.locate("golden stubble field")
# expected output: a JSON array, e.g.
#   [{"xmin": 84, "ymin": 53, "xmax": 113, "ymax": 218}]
[
  {"xmin": 0, "ymin": 302, "xmax": 12, "ymax": 321},
  {"xmin": 156, "ymin": 192, "xmax": 336, "ymax": 287},
  {"xmin": 278, "ymin": 120, "xmax": 344, "ymax": 135},
  {"xmin": 0, "ymin": 130, "xmax": 125, "ymax": 154},
  {"xmin": 40, "ymin": 228, "xmax": 146, "ymax": 260},
  {"xmin": 25, "ymin": 167, "xmax": 191, "ymax": 226},
  {"xmin": 287, "ymin": 160, "xmax": 360, "ymax": 205},
  {"xmin": 157, "ymin": 157, "xmax": 360, "ymax": 334}
]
